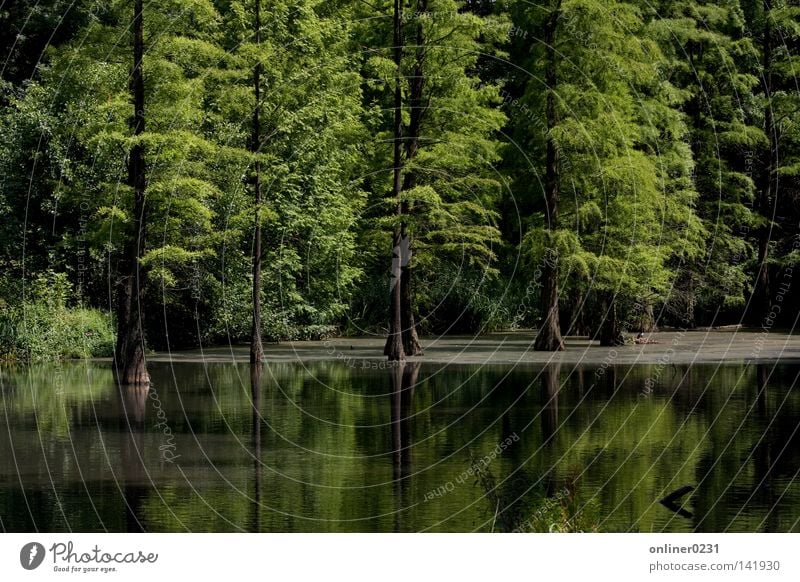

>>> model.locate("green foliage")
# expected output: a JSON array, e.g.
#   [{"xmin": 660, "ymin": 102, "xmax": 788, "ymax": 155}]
[
  {"xmin": 0, "ymin": 272, "xmax": 114, "ymax": 361},
  {"xmin": 2, "ymin": 0, "xmax": 800, "ymax": 349},
  {"xmin": 352, "ymin": 0, "xmax": 508, "ymax": 332},
  {"xmin": 644, "ymin": 0, "xmax": 761, "ymax": 320},
  {"xmin": 509, "ymin": 0, "xmax": 699, "ymax": 330}
]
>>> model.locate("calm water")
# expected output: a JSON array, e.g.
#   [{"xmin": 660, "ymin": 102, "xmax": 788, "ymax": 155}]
[{"xmin": 1, "ymin": 359, "xmax": 798, "ymax": 532}]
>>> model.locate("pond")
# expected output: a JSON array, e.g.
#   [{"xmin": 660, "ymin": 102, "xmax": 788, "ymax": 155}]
[{"xmin": 1, "ymin": 358, "xmax": 798, "ymax": 532}]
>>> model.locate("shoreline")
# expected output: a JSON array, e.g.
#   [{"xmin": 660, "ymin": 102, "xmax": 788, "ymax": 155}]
[{"xmin": 139, "ymin": 330, "xmax": 800, "ymax": 366}]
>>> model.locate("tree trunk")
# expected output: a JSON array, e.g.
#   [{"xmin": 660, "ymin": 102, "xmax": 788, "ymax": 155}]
[
  {"xmin": 115, "ymin": 0, "xmax": 149, "ymax": 385},
  {"xmin": 397, "ymin": 0, "xmax": 427, "ymax": 357},
  {"xmin": 534, "ymin": 1, "xmax": 565, "ymax": 352},
  {"xmin": 385, "ymin": 0, "xmax": 405, "ymax": 362},
  {"xmin": 400, "ymin": 259, "xmax": 422, "ymax": 354},
  {"xmin": 753, "ymin": 0, "xmax": 776, "ymax": 325},
  {"xmin": 250, "ymin": 0, "xmax": 264, "ymax": 364},
  {"xmin": 599, "ymin": 293, "xmax": 624, "ymax": 346}
]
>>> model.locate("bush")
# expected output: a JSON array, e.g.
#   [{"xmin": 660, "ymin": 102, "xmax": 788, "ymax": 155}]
[
  {"xmin": 0, "ymin": 271, "xmax": 115, "ymax": 361},
  {"xmin": 418, "ymin": 271, "xmax": 520, "ymax": 335}
]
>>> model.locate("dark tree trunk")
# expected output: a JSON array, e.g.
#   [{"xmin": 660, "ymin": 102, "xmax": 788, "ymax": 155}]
[
  {"xmin": 599, "ymin": 293, "xmax": 625, "ymax": 346},
  {"xmin": 400, "ymin": 262, "xmax": 421, "ymax": 355},
  {"xmin": 115, "ymin": 0, "xmax": 149, "ymax": 385},
  {"xmin": 753, "ymin": 0, "xmax": 776, "ymax": 325},
  {"xmin": 385, "ymin": 0, "xmax": 405, "ymax": 361},
  {"xmin": 250, "ymin": 0, "xmax": 264, "ymax": 364},
  {"xmin": 534, "ymin": 1, "xmax": 565, "ymax": 352},
  {"xmin": 397, "ymin": 0, "xmax": 427, "ymax": 357},
  {"xmin": 564, "ymin": 288, "xmax": 589, "ymax": 336}
]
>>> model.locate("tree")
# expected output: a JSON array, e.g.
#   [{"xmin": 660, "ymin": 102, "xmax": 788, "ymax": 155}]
[
  {"xmin": 512, "ymin": 0, "xmax": 704, "ymax": 346},
  {"xmin": 212, "ymin": 0, "xmax": 367, "ymax": 345},
  {"xmin": 386, "ymin": 0, "xmax": 406, "ymax": 361},
  {"xmin": 0, "ymin": 0, "xmax": 91, "ymax": 93},
  {"xmin": 250, "ymin": 0, "xmax": 264, "ymax": 364},
  {"xmin": 533, "ymin": 0, "xmax": 565, "ymax": 352},
  {"xmin": 747, "ymin": 0, "xmax": 800, "ymax": 322},
  {"xmin": 644, "ymin": 0, "xmax": 761, "ymax": 325},
  {"xmin": 115, "ymin": 0, "xmax": 149, "ymax": 384},
  {"xmin": 1, "ymin": 0, "xmax": 230, "ymax": 349},
  {"xmin": 354, "ymin": 0, "xmax": 507, "ymax": 356}
]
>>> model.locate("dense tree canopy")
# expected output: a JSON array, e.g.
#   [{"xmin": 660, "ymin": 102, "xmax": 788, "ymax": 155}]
[{"xmin": 1, "ymin": 0, "xmax": 798, "ymax": 362}]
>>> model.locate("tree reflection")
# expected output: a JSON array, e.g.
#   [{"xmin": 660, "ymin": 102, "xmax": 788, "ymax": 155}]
[
  {"xmin": 250, "ymin": 363, "xmax": 263, "ymax": 532},
  {"xmin": 118, "ymin": 383, "xmax": 149, "ymax": 532},
  {"xmin": 390, "ymin": 361, "xmax": 420, "ymax": 531},
  {"xmin": 541, "ymin": 363, "xmax": 561, "ymax": 447}
]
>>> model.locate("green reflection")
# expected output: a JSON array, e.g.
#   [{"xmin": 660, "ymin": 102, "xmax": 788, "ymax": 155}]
[{"xmin": 0, "ymin": 360, "xmax": 798, "ymax": 532}]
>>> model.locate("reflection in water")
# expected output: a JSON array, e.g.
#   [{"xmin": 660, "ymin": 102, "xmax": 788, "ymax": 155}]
[
  {"xmin": 540, "ymin": 363, "xmax": 561, "ymax": 498},
  {"xmin": 541, "ymin": 363, "xmax": 560, "ymax": 447},
  {"xmin": 754, "ymin": 364, "xmax": 772, "ymax": 497},
  {"xmin": 250, "ymin": 363, "xmax": 263, "ymax": 532},
  {"xmin": 1, "ymin": 361, "xmax": 799, "ymax": 532},
  {"xmin": 750, "ymin": 364, "xmax": 785, "ymax": 533},
  {"xmin": 390, "ymin": 362, "xmax": 420, "ymax": 531},
  {"xmin": 118, "ymin": 383, "xmax": 150, "ymax": 532},
  {"xmin": 659, "ymin": 485, "xmax": 694, "ymax": 519}
]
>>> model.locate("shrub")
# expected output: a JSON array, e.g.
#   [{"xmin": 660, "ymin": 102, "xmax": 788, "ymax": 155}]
[{"xmin": 0, "ymin": 271, "xmax": 115, "ymax": 361}]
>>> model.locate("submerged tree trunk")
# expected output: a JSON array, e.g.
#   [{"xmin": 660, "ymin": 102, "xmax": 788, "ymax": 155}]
[
  {"xmin": 753, "ymin": 0, "xmax": 776, "ymax": 325},
  {"xmin": 115, "ymin": 0, "xmax": 149, "ymax": 385},
  {"xmin": 534, "ymin": 1, "xmax": 565, "ymax": 352},
  {"xmin": 385, "ymin": 0, "xmax": 405, "ymax": 362},
  {"xmin": 250, "ymin": 0, "xmax": 264, "ymax": 364}
]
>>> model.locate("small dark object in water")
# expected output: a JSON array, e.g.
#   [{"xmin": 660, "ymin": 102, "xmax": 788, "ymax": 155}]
[{"xmin": 659, "ymin": 485, "xmax": 695, "ymax": 518}]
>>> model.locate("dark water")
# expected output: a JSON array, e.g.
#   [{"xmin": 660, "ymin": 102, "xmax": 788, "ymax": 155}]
[{"xmin": 1, "ymin": 359, "xmax": 798, "ymax": 532}]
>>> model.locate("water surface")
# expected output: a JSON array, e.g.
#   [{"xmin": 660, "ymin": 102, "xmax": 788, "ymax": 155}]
[{"xmin": 1, "ymin": 359, "xmax": 798, "ymax": 532}]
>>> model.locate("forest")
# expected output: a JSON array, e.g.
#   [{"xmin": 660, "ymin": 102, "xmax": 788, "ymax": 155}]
[{"xmin": 1, "ymin": 0, "xmax": 799, "ymax": 377}]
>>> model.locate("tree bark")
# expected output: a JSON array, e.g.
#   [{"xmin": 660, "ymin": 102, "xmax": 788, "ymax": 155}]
[
  {"xmin": 599, "ymin": 293, "xmax": 625, "ymax": 346},
  {"xmin": 753, "ymin": 0, "xmax": 776, "ymax": 325},
  {"xmin": 250, "ymin": 0, "xmax": 264, "ymax": 364},
  {"xmin": 398, "ymin": 0, "xmax": 427, "ymax": 357},
  {"xmin": 385, "ymin": 0, "xmax": 405, "ymax": 362},
  {"xmin": 534, "ymin": 0, "xmax": 565, "ymax": 352},
  {"xmin": 115, "ymin": 0, "xmax": 149, "ymax": 385}
]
